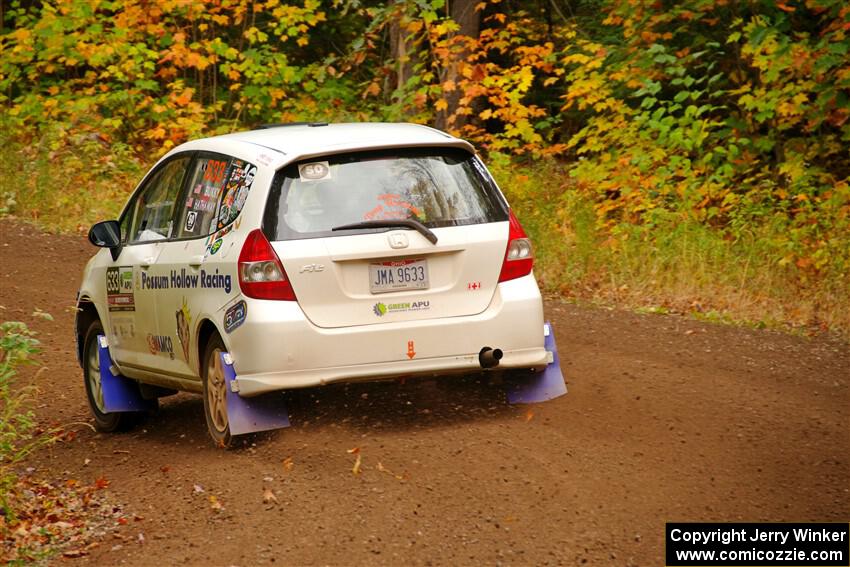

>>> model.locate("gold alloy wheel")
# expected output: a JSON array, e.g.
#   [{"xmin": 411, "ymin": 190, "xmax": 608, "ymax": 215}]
[
  {"xmin": 206, "ymin": 348, "xmax": 228, "ymax": 432},
  {"xmin": 87, "ymin": 339, "xmax": 106, "ymax": 412}
]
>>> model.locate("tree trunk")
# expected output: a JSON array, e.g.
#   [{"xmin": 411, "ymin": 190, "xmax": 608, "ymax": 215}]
[
  {"xmin": 389, "ymin": 13, "xmax": 414, "ymax": 100},
  {"xmin": 434, "ymin": 0, "xmax": 480, "ymax": 132}
]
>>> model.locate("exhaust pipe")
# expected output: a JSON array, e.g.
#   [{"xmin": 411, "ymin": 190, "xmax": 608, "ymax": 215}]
[{"xmin": 479, "ymin": 347, "xmax": 503, "ymax": 369}]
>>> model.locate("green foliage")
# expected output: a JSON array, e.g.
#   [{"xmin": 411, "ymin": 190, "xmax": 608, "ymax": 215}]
[{"xmin": 556, "ymin": 0, "xmax": 850, "ymax": 329}]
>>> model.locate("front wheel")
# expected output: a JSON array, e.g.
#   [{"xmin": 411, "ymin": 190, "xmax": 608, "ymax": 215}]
[
  {"xmin": 82, "ymin": 321, "xmax": 141, "ymax": 432},
  {"xmin": 201, "ymin": 334, "xmax": 233, "ymax": 448}
]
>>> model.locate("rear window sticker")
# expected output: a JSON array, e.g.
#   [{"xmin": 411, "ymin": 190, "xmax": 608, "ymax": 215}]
[
  {"xmin": 185, "ymin": 211, "xmax": 198, "ymax": 233},
  {"xmin": 234, "ymin": 184, "xmax": 249, "ymax": 211},
  {"xmin": 218, "ymin": 201, "xmax": 232, "ymax": 227},
  {"xmin": 299, "ymin": 161, "xmax": 331, "ymax": 182},
  {"xmin": 216, "ymin": 160, "xmax": 257, "ymax": 229},
  {"xmin": 363, "ymin": 194, "xmax": 421, "ymax": 221},
  {"xmin": 106, "ymin": 266, "xmax": 135, "ymax": 312},
  {"xmin": 203, "ymin": 159, "xmax": 228, "ymax": 185}
]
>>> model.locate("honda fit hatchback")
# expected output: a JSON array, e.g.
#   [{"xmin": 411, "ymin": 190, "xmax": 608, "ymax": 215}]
[{"xmin": 77, "ymin": 122, "xmax": 548, "ymax": 446}]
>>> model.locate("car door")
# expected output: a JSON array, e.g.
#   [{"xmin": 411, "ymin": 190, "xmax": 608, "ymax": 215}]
[
  {"xmin": 106, "ymin": 154, "xmax": 192, "ymax": 372},
  {"xmin": 152, "ymin": 152, "xmax": 255, "ymax": 379}
]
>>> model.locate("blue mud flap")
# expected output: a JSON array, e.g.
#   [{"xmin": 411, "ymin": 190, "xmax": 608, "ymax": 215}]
[
  {"xmin": 221, "ymin": 352, "xmax": 291, "ymax": 436},
  {"xmin": 505, "ymin": 322, "xmax": 568, "ymax": 404},
  {"xmin": 97, "ymin": 335, "xmax": 157, "ymax": 413}
]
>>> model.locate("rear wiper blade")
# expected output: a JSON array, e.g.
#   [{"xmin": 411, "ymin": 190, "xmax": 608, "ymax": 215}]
[{"xmin": 331, "ymin": 219, "xmax": 438, "ymax": 244}]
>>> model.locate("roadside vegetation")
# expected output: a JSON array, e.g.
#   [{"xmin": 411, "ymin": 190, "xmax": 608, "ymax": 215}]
[
  {"xmin": 0, "ymin": 321, "xmax": 124, "ymax": 563},
  {"xmin": 1, "ymin": 0, "xmax": 848, "ymax": 335}
]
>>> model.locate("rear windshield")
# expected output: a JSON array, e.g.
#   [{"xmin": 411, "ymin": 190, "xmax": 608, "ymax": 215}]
[{"xmin": 263, "ymin": 148, "xmax": 508, "ymax": 240}]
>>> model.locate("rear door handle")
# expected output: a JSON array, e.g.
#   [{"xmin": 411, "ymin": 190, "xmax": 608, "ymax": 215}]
[
  {"xmin": 188, "ymin": 254, "xmax": 205, "ymax": 268},
  {"xmin": 140, "ymin": 257, "xmax": 156, "ymax": 268}
]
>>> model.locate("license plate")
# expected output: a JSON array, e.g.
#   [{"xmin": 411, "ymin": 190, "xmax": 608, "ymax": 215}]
[{"xmin": 369, "ymin": 258, "xmax": 429, "ymax": 294}]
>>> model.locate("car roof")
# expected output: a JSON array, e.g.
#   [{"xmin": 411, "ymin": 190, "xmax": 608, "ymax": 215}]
[{"xmin": 206, "ymin": 122, "xmax": 474, "ymax": 160}]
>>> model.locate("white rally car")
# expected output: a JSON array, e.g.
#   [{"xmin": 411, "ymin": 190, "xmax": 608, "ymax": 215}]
[{"xmin": 77, "ymin": 122, "xmax": 550, "ymax": 446}]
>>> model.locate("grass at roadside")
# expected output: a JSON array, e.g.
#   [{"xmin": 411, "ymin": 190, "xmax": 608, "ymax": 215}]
[
  {"xmin": 489, "ymin": 157, "xmax": 850, "ymax": 337},
  {"xmin": 0, "ymin": 123, "xmax": 143, "ymax": 233},
  {"xmin": 0, "ymin": 321, "xmax": 124, "ymax": 564}
]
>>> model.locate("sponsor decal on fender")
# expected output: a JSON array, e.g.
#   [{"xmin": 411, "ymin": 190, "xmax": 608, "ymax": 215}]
[
  {"xmin": 224, "ymin": 300, "xmax": 247, "ymax": 334},
  {"xmin": 147, "ymin": 334, "xmax": 175, "ymax": 359},
  {"xmin": 106, "ymin": 266, "xmax": 135, "ymax": 312},
  {"xmin": 175, "ymin": 297, "xmax": 192, "ymax": 361}
]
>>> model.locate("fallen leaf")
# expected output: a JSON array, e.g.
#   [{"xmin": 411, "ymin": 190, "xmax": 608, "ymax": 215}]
[
  {"xmin": 685, "ymin": 330, "xmax": 695, "ymax": 335},
  {"xmin": 376, "ymin": 461, "xmax": 407, "ymax": 481},
  {"xmin": 347, "ymin": 447, "xmax": 360, "ymax": 454},
  {"xmin": 63, "ymin": 549, "xmax": 88, "ymax": 558},
  {"xmin": 281, "ymin": 457, "xmax": 293, "ymax": 472},
  {"xmin": 193, "ymin": 484, "xmax": 204, "ymax": 493},
  {"xmin": 209, "ymin": 495, "xmax": 223, "ymax": 511},
  {"xmin": 83, "ymin": 458, "xmax": 91, "ymax": 466},
  {"xmin": 352, "ymin": 453, "xmax": 362, "ymax": 475},
  {"xmin": 525, "ymin": 410, "xmax": 534, "ymax": 422},
  {"xmin": 137, "ymin": 532, "xmax": 145, "ymax": 544},
  {"xmin": 262, "ymin": 488, "xmax": 278, "ymax": 504},
  {"xmin": 160, "ymin": 466, "xmax": 170, "ymax": 473},
  {"xmin": 117, "ymin": 517, "xmax": 128, "ymax": 525},
  {"xmin": 94, "ymin": 476, "xmax": 109, "ymax": 490}
]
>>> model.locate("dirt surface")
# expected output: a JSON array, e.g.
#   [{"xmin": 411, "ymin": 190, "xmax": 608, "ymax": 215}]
[{"xmin": 1, "ymin": 218, "xmax": 848, "ymax": 566}]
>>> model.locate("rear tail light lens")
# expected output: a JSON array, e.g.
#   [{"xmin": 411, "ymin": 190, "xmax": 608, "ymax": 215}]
[
  {"xmin": 498, "ymin": 210, "xmax": 534, "ymax": 282},
  {"xmin": 238, "ymin": 229, "xmax": 297, "ymax": 300}
]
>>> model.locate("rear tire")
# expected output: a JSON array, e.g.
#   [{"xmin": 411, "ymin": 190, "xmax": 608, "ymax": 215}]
[
  {"xmin": 201, "ymin": 333, "xmax": 233, "ymax": 448},
  {"xmin": 82, "ymin": 321, "xmax": 142, "ymax": 432}
]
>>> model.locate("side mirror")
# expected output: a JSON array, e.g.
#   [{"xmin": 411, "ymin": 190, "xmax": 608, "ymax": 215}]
[{"xmin": 88, "ymin": 220, "xmax": 122, "ymax": 260}]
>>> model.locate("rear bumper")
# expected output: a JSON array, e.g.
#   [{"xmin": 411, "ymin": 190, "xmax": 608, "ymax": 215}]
[{"xmin": 227, "ymin": 274, "xmax": 546, "ymax": 395}]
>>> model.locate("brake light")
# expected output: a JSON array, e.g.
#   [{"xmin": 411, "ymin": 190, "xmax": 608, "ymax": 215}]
[
  {"xmin": 238, "ymin": 229, "xmax": 297, "ymax": 300},
  {"xmin": 498, "ymin": 210, "xmax": 534, "ymax": 282}
]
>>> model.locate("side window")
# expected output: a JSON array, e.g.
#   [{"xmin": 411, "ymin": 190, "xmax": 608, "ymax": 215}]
[
  {"xmin": 175, "ymin": 156, "xmax": 230, "ymax": 238},
  {"xmin": 128, "ymin": 157, "xmax": 191, "ymax": 244},
  {"xmin": 118, "ymin": 201, "xmax": 136, "ymax": 243}
]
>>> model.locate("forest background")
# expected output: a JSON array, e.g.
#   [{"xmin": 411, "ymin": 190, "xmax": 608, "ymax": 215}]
[{"xmin": 1, "ymin": 0, "xmax": 848, "ymax": 335}]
